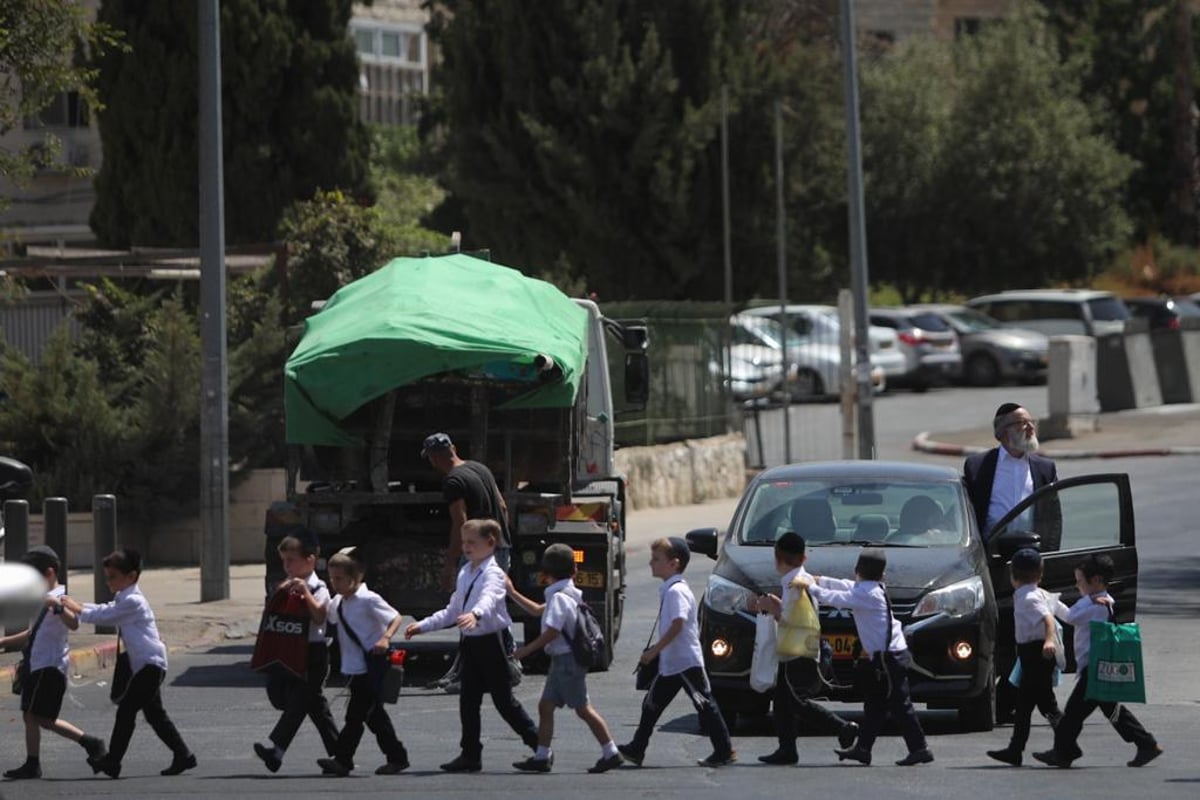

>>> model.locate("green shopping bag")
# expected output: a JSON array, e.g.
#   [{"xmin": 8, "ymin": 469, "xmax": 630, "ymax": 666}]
[{"xmin": 1086, "ymin": 620, "xmax": 1146, "ymax": 703}]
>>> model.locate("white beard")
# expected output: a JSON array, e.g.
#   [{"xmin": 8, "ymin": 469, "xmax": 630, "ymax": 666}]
[{"xmin": 1008, "ymin": 430, "xmax": 1039, "ymax": 454}]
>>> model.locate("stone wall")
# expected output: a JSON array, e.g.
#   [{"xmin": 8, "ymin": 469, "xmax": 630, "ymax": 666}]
[{"xmin": 614, "ymin": 433, "xmax": 747, "ymax": 510}]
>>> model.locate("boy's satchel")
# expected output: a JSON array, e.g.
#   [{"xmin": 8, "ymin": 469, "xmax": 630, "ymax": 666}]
[
  {"xmin": 633, "ymin": 598, "xmax": 663, "ymax": 691},
  {"xmin": 776, "ymin": 579, "xmax": 821, "ymax": 660},
  {"xmin": 500, "ymin": 631, "xmax": 523, "ymax": 687},
  {"xmin": 1086, "ymin": 619, "xmax": 1146, "ymax": 704},
  {"xmin": 110, "ymin": 635, "xmax": 132, "ymax": 704},
  {"xmin": 11, "ymin": 606, "xmax": 49, "ymax": 695},
  {"xmin": 250, "ymin": 585, "xmax": 311, "ymax": 679},
  {"xmin": 562, "ymin": 601, "xmax": 607, "ymax": 670},
  {"xmin": 337, "ymin": 603, "xmax": 402, "ymax": 704}
]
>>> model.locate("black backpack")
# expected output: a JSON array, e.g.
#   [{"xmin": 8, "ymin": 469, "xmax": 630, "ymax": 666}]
[{"xmin": 563, "ymin": 601, "xmax": 607, "ymax": 670}]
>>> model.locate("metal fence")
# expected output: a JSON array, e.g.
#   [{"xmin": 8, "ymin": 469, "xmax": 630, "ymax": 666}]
[
  {"xmin": 602, "ymin": 301, "xmax": 737, "ymax": 447},
  {"xmin": 0, "ymin": 290, "xmax": 82, "ymax": 362}
]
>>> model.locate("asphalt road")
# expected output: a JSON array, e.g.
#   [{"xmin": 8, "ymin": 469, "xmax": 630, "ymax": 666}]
[{"xmin": 3, "ymin": 387, "xmax": 1198, "ymax": 799}]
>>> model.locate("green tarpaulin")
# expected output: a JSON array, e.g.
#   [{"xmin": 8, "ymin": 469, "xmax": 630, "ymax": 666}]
[{"xmin": 285, "ymin": 253, "xmax": 589, "ymax": 445}]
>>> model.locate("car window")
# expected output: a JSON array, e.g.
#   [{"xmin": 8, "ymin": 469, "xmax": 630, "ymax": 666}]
[
  {"xmin": 989, "ymin": 480, "xmax": 1122, "ymax": 553},
  {"xmin": 738, "ymin": 478, "xmax": 967, "ymax": 546},
  {"xmin": 978, "ymin": 301, "xmax": 1027, "ymax": 323},
  {"xmin": 869, "ymin": 315, "xmax": 900, "ymax": 330},
  {"xmin": 1030, "ymin": 301, "xmax": 1084, "ymax": 321},
  {"xmin": 730, "ymin": 324, "xmax": 761, "ymax": 347},
  {"xmin": 1170, "ymin": 298, "xmax": 1200, "ymax": 317},
  {"xmin": 907, "ymin": 312, "xmax": 952, "ymax": 332},
  {"xmin": 946, "ymin": 308, "xmax": 1002, "ymax": 332},
  {"xmin": 1087, "ymin": 296, "xmax": 1130, "ymax": 322}
]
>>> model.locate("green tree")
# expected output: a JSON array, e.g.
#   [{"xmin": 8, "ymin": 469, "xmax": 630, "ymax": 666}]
[
  {"xmin": 861, "ymin": 10, "xmax": 1135, "ymax": 300},
  {"xmin": 90, "ymin": 0, "xmax": 369, "ymax": 247},
  {"xmin": 370, "ymin": 125, "xmax": 450, "ymax": 257}
]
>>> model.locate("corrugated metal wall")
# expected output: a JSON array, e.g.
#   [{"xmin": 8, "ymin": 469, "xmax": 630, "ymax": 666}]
[{"xmin": 0, "ymin": 290, "xmax": 83, "ymax": 362}]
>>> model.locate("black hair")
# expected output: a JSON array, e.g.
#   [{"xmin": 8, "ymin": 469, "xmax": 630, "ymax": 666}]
[
  {"xmin": 775, "ymin": 531, "xmax": 807, "ymax": 565},
  {"xmin": 1076, "ymin": 553, "xmax": 1115, "ymax": 585},
  {"xmin": 21, "ymin": 547, "xmax": 61, "ymax": 578},
  {"xmin": 278, "ymin": 532, "xmax": 319, "ymax": 559},
  {"xmin": 102, "ymin": 548, "xmax": 142, "ymax": 577}
]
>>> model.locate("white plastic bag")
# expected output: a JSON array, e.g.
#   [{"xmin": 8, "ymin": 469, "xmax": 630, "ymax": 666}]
[{"xmin": 750, "ymin": 613, "xmax": 778, "ymax": 693}]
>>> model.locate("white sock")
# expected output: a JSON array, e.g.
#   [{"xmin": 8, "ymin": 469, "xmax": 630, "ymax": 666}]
[
  {"xmin": 535, "ymin": 746, "xmax": 551, "ymax": 760},
  {"xmin": 601, "ymin": 741, "xmax": 618, "ymax": 759}
]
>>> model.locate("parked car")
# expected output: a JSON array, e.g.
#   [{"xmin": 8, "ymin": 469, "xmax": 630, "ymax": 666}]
[
  {"xmin": 743, "ymin": 304, "xmax": 906, "ymax": 394},
  {"xmin": 1123, "ymin": 296, "xmax": 1200, "ymax": 331},
  {"xmin": 965, "ymin": 289, "xmax": 1130, "ymax": 337},
  {"xmin": 909, "ymin": 304, "xmax": 1048, "ymax": 387},
  {"xmin": 867, "ymin": 308, "xmax": 962, "ymax": 391},
  {"xmin": 686, "ymin": 460, "xmax": 1138, "ymax": 733}
]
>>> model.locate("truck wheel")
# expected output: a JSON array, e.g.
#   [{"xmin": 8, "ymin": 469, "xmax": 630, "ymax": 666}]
[{"xmin": 957, "ymin": 666, "xmax": 996, "ymax": 732}]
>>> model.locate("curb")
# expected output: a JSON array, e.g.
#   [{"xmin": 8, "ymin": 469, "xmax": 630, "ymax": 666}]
[
  {"xmin": 912, "ymin": 432, "xmax": 1200, "ymax": 460},
  {"xmin": 0, "ymin": 640, "xmax": 119, "ymax": 695}
]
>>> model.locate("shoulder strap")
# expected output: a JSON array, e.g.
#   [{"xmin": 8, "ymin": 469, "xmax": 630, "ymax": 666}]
[
  {"xmin": 644, "ymin": 596, "xmax": 664, "ymax": 649},
  {"xmin": 22, "ymin": 606, "xmax": 50, "ymax": 656},
  {"xmin": 336, "ymin": 601, "xmax": 371, "ymax": 655}
]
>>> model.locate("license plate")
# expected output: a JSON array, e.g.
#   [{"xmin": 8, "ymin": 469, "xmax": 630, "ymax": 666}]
[
  {"xmin": 827, "ymin": 633, "xmax": 858, "ymax": 660},
  {"xmin": 537, "ymin": 570, "xmax": 605, "ymax": 588}
]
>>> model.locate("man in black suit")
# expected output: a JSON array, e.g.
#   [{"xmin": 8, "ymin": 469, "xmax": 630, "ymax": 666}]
[{"xmin": 963, "ymin": 403, "xmax": 1058, "ymax": 542}]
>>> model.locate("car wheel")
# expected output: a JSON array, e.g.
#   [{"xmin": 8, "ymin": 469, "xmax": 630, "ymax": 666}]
[
  {"xmin": 965, "ymin": 353, "xmax": 1001, "ymax": 387},
  {"xmin": 791, "ymin": 369, "xmax": 824, "ymax": 400},
  {"xmin": 957, "ymin": 666, "xmax": 996, "ymax": 732},
  {"xmin": 910, "ymin": 378, "xmax": 929, "ymax": 393}
]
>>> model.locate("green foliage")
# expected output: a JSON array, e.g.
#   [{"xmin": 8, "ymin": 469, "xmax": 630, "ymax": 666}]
[
  {"xmin": 370, "ymin": 126, "xmax": 451, "ymax": 256},
  {"xmin": 861, "ymin": 8, "xmax": 1135, "ymax": 301},
  {"xmin": 90, "ymin": 0, "xmax": 369, "ymax": 247}
]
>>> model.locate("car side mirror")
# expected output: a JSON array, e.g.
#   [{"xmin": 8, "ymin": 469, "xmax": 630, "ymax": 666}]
[
  {"xmin": 685, "ymin": 527, "xmax": 720, "ymax": 559},
  {"xmin": 624, "ymin": 352, "xmax": 649, "ymax": 408},
  {"xmin": 991, "ymin": 528, "xmax": 1042, "ymax": 560}
]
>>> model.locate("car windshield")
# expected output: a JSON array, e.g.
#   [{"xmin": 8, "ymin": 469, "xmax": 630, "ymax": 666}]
[
  {"xmin": 1087, "ymin": 297, "xmax": 1130, "ymax": 321},
  {"xmin": 944, "ymin": 307, "xmax": 1002, "ymax": 333},
  {"xmin": 737, "ymin": 478, "xmax": 968, "ymax": 547}
]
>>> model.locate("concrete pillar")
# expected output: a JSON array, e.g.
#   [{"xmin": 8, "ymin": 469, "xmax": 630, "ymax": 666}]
[
  {"xmin": 43, "ymin": 497, "xmax": 68, "ymax": 591},
  {"xmin": 1043, "ymin": 336, "xmax": 1098, "ymax": 439}
]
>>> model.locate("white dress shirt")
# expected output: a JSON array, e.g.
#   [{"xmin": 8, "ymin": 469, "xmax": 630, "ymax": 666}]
[
  {"xmin": 986, "ymin": 448, "xmax": 1034, "ymax": 531},
  {"xmin": 329, "ymin": 583, "xmax": 399, "ymax": 676},
  {"xmin": 29, "ymin": 585, "xmax": 70, "ymax": 674},
  {"xmin": 304, "ymin": 572, "xmax": 332, "ymax": 644},
  {"xmin": 79, "ymin": 583, "xmax": 168, "ymax": 673},
  {"xmin": 417, "ymin": 555, "xmax": 511, "ymax": 637},
  {"xmin": 1053, "ymin": 591, "xmax": 1112, "ymax": 672},
  {"xmin": 809, "ymin": 577, "xmax": 907, "ymax": 657},
  {"xmin": 542, "ymin": 578, "xmax": 582, "ymax": 657},
  {"xmin": 1013, "ymin": 584, "xmax": 1055, "ymax": 644},
  {"xmin": 656, "ymin": 575, "xmax": 704, "ymax": 676}
]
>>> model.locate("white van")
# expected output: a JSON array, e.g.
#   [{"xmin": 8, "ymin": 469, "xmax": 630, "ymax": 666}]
[{"xmin": 965, "ymin": 289, "xmax": 1130, "ymax": 337}]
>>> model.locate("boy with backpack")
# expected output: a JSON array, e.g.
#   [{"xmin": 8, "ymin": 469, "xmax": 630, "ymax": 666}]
[{"xmin": 506, "ymin": 543, "xmax": 622, "ymax": 773}]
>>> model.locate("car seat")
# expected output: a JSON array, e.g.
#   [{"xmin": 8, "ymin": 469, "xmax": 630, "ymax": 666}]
[
  {"xmin": 789, "ymin": 497, "xmax": 836, "ymax": 541},
  {"xmin": 852, "ymin": 513, "xmax": 891, "ymax": 541},
  {"xmin": 890, "ymin": 495, "xmax": 942, "ymax": 543}
]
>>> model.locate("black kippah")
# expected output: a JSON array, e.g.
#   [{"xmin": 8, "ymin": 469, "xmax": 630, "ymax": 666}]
[
  {"xmin": 856, "ymin": 547, "xmax": 887, "ymax": 579},
  {"xmin": 994, "ymin": 402, "xmax": 1022, "ymax": 419}
]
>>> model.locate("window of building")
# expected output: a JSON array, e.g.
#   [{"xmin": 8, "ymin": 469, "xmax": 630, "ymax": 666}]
[
  {"xmin": 350, "ymin": 21, "xmax": 426, "ymax": 68},
  {"xmin": 24, "ymin": 91, "xmax": 89, "ymax": 129},
  {"xmin": 955, "ymin": 17, "xmax": 983, "ymax": 38}
]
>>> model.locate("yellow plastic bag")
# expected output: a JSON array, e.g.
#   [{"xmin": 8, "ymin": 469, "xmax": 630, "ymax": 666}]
[{"xmin": 777, "ymin": 579, "xmax": 821, "ymax": 660}]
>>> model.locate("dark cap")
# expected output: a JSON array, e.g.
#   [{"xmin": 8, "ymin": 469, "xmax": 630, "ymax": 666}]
[
  {"xmin": 855, "ymin": 547, "xmax": 887, "ymax": 580},
  {"xmin": 1010, "ymin": 547, "xmax": 1042, "ymax": 573},
  {"xmin": 667, "ymin": 536, "xmax": 691, "ymax": 571},
  {"xmin": 420, "ymin": 432, "xmax": 453, "ymax": 459},
  {"xmin": 994, "ymin": 402, "xmax": 1022, "ymax": 420},
  {"xmin": 22, "ymin": 545, "xmax": 60, "ymax": 562},
  {"xmin": 284, "ymin": 524, "xmax": 320, "ymax": 549},
  {"xmin": 541, "ymin": 543, "xmax": 576, "ymax": 578},
  {"xmin": 21, "ymin": 545, "xmax": 61, "ymax": 573}
]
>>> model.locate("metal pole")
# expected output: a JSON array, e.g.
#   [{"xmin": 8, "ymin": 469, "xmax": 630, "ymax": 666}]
[
  {"xmin": 4, "ymin": 500, "xmax": 29, "ymax": 636},
  {"xmin": 837, "ymin": 289, "xmax": 856, "ymax": 459},
  {"xmin": 44, "ymin": 497, "xmax": 68, "ymax": 592},
  {"xmin": 721, "ymin": 84, "xmax": 733, "ymax": 304},
  {"xmin": 199, "ymin": 0, "xmax": 230, "ymax": 601},
  {"xmin": 839, "ymin": 0, "xmax": 876, "ymax": 459},
  {"xmin": 775, "ymin": 99, "xmax": 792, "ymax": 463},
  {"xmin": 92, "ymin": 495, "xmax": 117, "ymax": 634}
]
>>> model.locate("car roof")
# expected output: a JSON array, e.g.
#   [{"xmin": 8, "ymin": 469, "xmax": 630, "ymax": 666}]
[
  {"xmin": 967, "ymin": 289, "xmax": 1118, "ymax": 303},
  {"xmin": 755, "ymin": 460, "xmax": 962, "ymax": 484},
  {"xmin": 742, "ymin": 304, "xmax": 836, "ymax": 316}
]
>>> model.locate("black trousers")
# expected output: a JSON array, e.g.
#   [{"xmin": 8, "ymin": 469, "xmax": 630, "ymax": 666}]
[
  {"xmin": 773, "ymin": 658, "xmax": 852, "ymax": 751},
  {"xmin": 1051, "ymin": 669, "xmax": 1156, "ymax": 761},
  {"xmin": 269, "ymin": 643, "xmax": 340, "ymax": 755},
  {"xmin": 334, "ymin": 673, "xmax": 406, "ymax": 763},
  {"xmin": 855, "ymin": 651, "xmax": 926, "ymax": 754},
  {"xmin": 108, "ymin": 665, "xmax": 189, "ymax": 764},
  {"xmin": 1009, "ymin": 640, "xmax": 1061, "ymax": 752},
  {"xmin": 628, "ymin": 666, "xmax": 732, "ymax": 757},
  {"xmin": 458, "ymin": 634, "xmax": 538, "ymax": 760}
]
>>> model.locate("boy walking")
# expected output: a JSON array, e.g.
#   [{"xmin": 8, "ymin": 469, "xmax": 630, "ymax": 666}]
[
  {"xmin": 618, "ymin": 537, "xmax": 736, "ymax": 768},
  {"xmin": 1, "ymin": 546, "xmax": 106, "ymax": 779},
  {"xmin": 748, "ymin": 533, "xmax": 859, "ymax": 764},
  {"xmin": 986, "ymin": 548, "xmax": 1062, "ymax": 766},
  {"xmin": 1033, "ymin": 554, "xmax": 1163, "ymax": 769},
  {"xmin": 253, "ymin": 532, "xmax": 340, "ymax": 772},
  {"xmin": 506, "ymin": 544, "xmax": 623, "ymax": 773},
  {"xmin": 804, "ymin": 548, "xmax": 933, "ymax": 767}
]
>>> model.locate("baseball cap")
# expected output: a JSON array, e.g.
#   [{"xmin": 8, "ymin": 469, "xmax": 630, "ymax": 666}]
[{"xmin": 420, "ymin": 432, "xmax": 453, "ymax": 459}]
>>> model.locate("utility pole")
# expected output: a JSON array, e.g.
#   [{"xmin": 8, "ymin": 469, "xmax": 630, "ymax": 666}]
[
  {"xmin": 775, "ymin": 99, "xmax": 792, "ymax": 464},
  {"xmin": 721, "ymin": 85, "xmax": 733, "ymax": 304},
  {"xmin": 839, "ymin": 0, "xmax": 875, "ymax": 459},
  {"xmin": 199, "ymin": 0, "xmax": 230, "ymax": 601}
]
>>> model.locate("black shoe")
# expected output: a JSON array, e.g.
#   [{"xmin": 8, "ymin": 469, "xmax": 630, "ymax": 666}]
[
  {"xmin": 986, "ymin": 747, "xmax": 1022, "ymax": 767},
  {"xmin": 375, "ymin": 757, "xmax": 410, "ymax": 775},
  {"xmin": 90, "ymin": 756, "xmax": 121, "ymax": 779},
  {"xmin": 161, "ymin": 752, "xmax": 197, "ymax": 776},
  {"xmin": 3, "ymin": 761, "xmax": 41, "ymax": 780},
  {"xmin": 834, "ymin": 746, "xmax": 871, "ymax": 766},
  {"xmin": 1032, "ymin": 750, "xmax": 1072, "ymax": 768},
  {"xmin": 895, "ymin": 748, "xmax": 934, "ymax": 766},
  {"xmin": 697, "ymin": 750, "xmax": 737, "ymax": 767},
  {"xmin": 513, "ymin": 754, "xmax": 553, "ymax": 773},
  {"xmin": 254, "ymin": 743, "xmax": 282, "ymax": 773},
  {"xmin": 757, "ymin": 750, "xmax": 798, "ymax": 765},
  {"xmin": 838, "ymin": 722, "xmax": 860, "ymax": 750},
  {"xmin": 1128, "ymin": 745, "xmax": 1163, "ymax": 768},
  {"xmin": 440, "ymin": 755, "xmax": 482, "ymax": 773},
  {"xmin": 588, "ymin": 753, "xmax": 624, "ymax": 773},
  {"xmin": 81, "ymin": 735, "xmax": 107, "ymax": 762},
  {"xmin": 317, "ymin": 757, "xmax": 352, "ymax": 777},
  {"xmin": 616, "ymin": 744, "xmax": 643, "ymax": 767}
]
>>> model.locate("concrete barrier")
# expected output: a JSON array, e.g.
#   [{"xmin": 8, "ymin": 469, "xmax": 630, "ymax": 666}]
[
  {"xmin": 1150, "ymin": 327, "xmax": 1193, "ymax": 404},
  {"xmin": 1124, "ymin": 321, "xmax": 1163, "ymax": 409},
  {"xmin": 1182, "ymin": 322, "xmax": 1200, "ymax": 402},
  {"xmin": 614, "ymin": 433, "xmax": 747, "ymax": 511},
  {"xmin": 1043, "ymin": 335, "xmax": 1098, "ymax": 439}
]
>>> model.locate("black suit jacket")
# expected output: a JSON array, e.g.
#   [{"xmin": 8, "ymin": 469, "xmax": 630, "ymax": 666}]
[{"xmin": 963, "ymin": 448, "xmax": 1058, "ymax": 537}]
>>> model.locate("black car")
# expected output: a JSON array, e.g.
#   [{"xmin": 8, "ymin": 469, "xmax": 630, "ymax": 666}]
[
  {"xmin": 686, "ymin": 461, "xmax": 1137, "ymax": 733},
  {"xmin": 1123, "ymin": 296, "xmax": 1200, "ymax": 331}
]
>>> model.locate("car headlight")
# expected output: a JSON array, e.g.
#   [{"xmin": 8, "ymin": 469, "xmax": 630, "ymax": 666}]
[
  {"xmin": 704, "ymin": 574, "xmax": 756, "ymax": 616},
  {"xmin": 912, "ymin": 575, "xmax": 984, "ymax": 619}
]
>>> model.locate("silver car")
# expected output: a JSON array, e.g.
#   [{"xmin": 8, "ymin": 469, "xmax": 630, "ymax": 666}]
[
  {"xmin": 910, "ymin": 304, "xmax": 1048, "ymax": 386},
  {"xmin": 868, "ymin": 307, "xmax": 963, "ymax": 391}
]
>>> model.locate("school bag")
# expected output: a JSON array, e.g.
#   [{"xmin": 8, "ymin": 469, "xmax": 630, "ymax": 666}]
[
  {"xmin": 562, "ymin": 600, "xmax": 607, "ymax": 670},
  {"xmin": 776, "ymin": 577, "xmax": 821, "ymax": 660}
]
